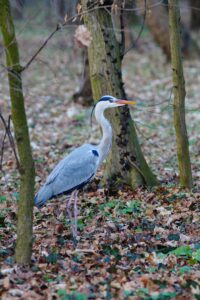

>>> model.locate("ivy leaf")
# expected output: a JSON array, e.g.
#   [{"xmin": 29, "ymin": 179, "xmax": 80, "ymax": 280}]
[
  {"xmin": 179, "ymin": 266, "xmax": 192, "ymax": 274},
  {"xmin": 192, "ymin": 249, "xmax": 200, "ymax": 262},
  {"xmin": 171, "ymin": 245, "xmax": 192, "ymax": 258}
]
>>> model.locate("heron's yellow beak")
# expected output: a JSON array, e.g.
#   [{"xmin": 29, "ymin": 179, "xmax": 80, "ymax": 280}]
[{"xmin": 116, "ymin": 99, "xmax": 136, "ymax": 105}]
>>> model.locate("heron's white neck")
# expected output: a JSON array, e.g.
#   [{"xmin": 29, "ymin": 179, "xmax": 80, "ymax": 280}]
[{"xmin": 95, "ymin": 103, "xmax": 112, "ymax": 164}]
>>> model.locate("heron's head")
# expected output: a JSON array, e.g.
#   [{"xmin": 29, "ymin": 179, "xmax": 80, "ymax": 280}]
[
  {"xmin": 98, "ymin": 95, "xmax": 136, "ymax": 108},
  {"xmin": 90, "ymin": 95, "xmax": 136, "ymax": 127}
]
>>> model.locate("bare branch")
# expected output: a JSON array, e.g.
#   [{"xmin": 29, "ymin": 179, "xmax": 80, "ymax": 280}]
[
  {"xmin": 21, "ymin": 23, "xmax": 64, "ymax": 72},
  {"xmin": 124, "ymin": 0, "xmax": 147, "ymax": 55},
  {"xmin": 20, "ymin": 5, "xmax": 89, "ymax": 72},
  {"xmin": 7, "ymin": 115, "xmax": 20, "ymax": 169},
  {"xmin": 0, "ymin": 127, "xmax": 7, "ymax": 171},
  {"xmin": 0, "ymin": 112, "xmax": 20, "ymax": 170}
]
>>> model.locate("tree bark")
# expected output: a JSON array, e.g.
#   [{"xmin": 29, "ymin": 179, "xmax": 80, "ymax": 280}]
[
  {"xmin": 0, "ymin": 0, "xmax": 35, "ymax": 264},
  {"xmin": 82, "ymin": 0, "xmax": 157, "ymax": 191},
  {"xmin": 73, "ymin": 51, "xmax": 93, "ymax": 106},
  {"xmin": 168, "ymin": 0, "xmax": 193, "ymax": 188}
]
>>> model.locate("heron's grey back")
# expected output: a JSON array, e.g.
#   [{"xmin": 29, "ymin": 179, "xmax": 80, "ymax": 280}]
[{"xmin": 34, "ymin": 144, "xmax": 99, "ymax": 207}]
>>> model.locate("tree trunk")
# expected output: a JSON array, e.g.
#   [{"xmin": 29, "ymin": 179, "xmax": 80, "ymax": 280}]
[
  {"xmin": 73, "ymin": 51, "xmax": 93, "ymax": 106},
  {"xmin": 168, "ymin": 0, "xmax": 193, "ymax": 188},
  {"xmin": 136, "ymin": 0, "xmax": 171, "ymax": 59},
  {"xmin": 74, "ymin": 1, "xmax": 138, "ymax": 105},
  {"xmin": 82, "ymin": 0, "xmax": 157, "ymax": 191},
  {"xmin": 0, "ymin": 0, "xmax": 35, "ymax": 264},
  {"xmin": 136, "ymin": 0, "xmax": 200, "ymax": 59},
  {"xmin": 190, "ymin": 0, "xmax": 200, "ymax": 30}
]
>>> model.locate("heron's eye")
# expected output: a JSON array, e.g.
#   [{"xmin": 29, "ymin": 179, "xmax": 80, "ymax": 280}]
[{"xmin": 108, "ymin": 99, "xmax": 113, "ymax": 103}]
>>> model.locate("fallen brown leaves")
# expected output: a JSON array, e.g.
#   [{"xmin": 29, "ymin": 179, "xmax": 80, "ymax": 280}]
[{"xmin": 1, "ymin": 187, "xmax": 200, "ymax": 299}]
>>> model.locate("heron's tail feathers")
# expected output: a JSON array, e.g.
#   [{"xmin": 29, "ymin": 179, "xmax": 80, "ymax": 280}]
[{"xmin": 34, "ymin": 184, "xmax": 53, "ymax": 208}]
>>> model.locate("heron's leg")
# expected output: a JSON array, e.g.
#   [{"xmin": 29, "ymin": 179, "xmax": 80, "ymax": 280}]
[
  {"xmin": 67, "ymin": 190, "xmax": 78, "ymax": 240},
  {"xmin": 67, "ymin": 192, "xmax": 76, "ymax": 238},
  {"xmin": 73, "ymin": 190, "xmax": 79, "ymax": 238},
  {"xmin": 67, "ymin": 193, "xmax": 73, "ymax": 209}
]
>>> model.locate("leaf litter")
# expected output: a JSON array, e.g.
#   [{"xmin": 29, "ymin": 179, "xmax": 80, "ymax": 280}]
[{"xmin": 0, "ymin": 15, "xmax": 200, "ymax": 300}]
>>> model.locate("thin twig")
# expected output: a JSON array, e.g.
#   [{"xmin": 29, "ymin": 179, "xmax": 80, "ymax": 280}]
[
  {"xmin": 127, "ymin": 157, "xmax": 146, "ymax": 183},
  {"xmin": 124, "ymin": 0, "xmax": 147, "ymax": 55},
  {"xmin": 7, "ymin": 116, "xmax": 20, "ymax": 169},
  {"xmin": 20, "ymin": 2, "xmax": 105, "ymax": 73},
  {"xmin": 21, "ymin": 23, "xmax": 63, "ymax": 72},
  {"xmin": 0, "ymin": 129, "xmax": 7, "ymax": 171},
  {"xmin": 0, "ymin": 113, "xmax": 20, "ymax": 170},
  {"xmin": 0, "ymin": 113, "xmax": 9, "ymax": 171}
]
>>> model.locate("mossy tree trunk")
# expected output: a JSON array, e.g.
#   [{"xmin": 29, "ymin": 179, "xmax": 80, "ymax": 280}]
[
  {"xmin": 168, "ymin": 0, "xmax": 193, "ymax": 188},
  {"xmin": 82, "ymin": 0, "xmax": 157, "ymax": 191},
  {"xmin": 0, "ymin": 0, "xmax": 35, "ymax": 264}
]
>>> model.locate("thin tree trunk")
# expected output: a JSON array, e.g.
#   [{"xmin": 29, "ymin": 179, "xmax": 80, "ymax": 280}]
[
  {"xmin": 0, "ymin": 0, "xmax": 35, "ymax": 264},
  {"xmin": 82, "ymin": 0, "xmax": 157, "ymax": 191},
  {"xmin": 190, "ymin": 0, "xmax": 200, "ymax": 30},
  {"xmin": 168, "ymin": 0, "xmax": 193, "ymax": 188}
]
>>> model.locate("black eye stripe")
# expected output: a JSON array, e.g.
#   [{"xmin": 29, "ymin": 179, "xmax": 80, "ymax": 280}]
[{"xmin": 99, "ymin": 95, "xmax": 114, "ymax": 102}]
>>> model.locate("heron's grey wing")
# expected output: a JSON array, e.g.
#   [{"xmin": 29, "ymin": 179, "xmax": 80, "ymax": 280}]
[
  {"xmin": 34, "ymin": 144, "xmax": 99, "ymax": 207},
  {"xmin": 47, "ymin": 144, "xmax": 99, "ymax": 196}
]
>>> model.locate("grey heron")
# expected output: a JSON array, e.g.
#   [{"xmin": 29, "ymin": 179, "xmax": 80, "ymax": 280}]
[{"xmin": 34, "ymin": 95, "xmax": 136, "ymax": 238}]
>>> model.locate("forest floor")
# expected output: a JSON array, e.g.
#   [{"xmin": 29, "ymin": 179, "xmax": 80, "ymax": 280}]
[{"xmin": 0, "ymin": 13, "xmax": 200, "ymax": 300}]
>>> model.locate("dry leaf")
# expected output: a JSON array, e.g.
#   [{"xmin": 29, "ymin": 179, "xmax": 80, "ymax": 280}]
[
  {"xmin": 111, "ymin": 4, "xmax": 119, "ymax": 14},
  {"xmin": 77, "ymin": 3, "xmax": 82, "ymax": 15},
  {"xmin": 74, "ymin": 25, "xmax": 92, "ymax": 48},
  {"xmin": 3, "ymin": 276, "xmax": 10, "ymax": 290}
]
